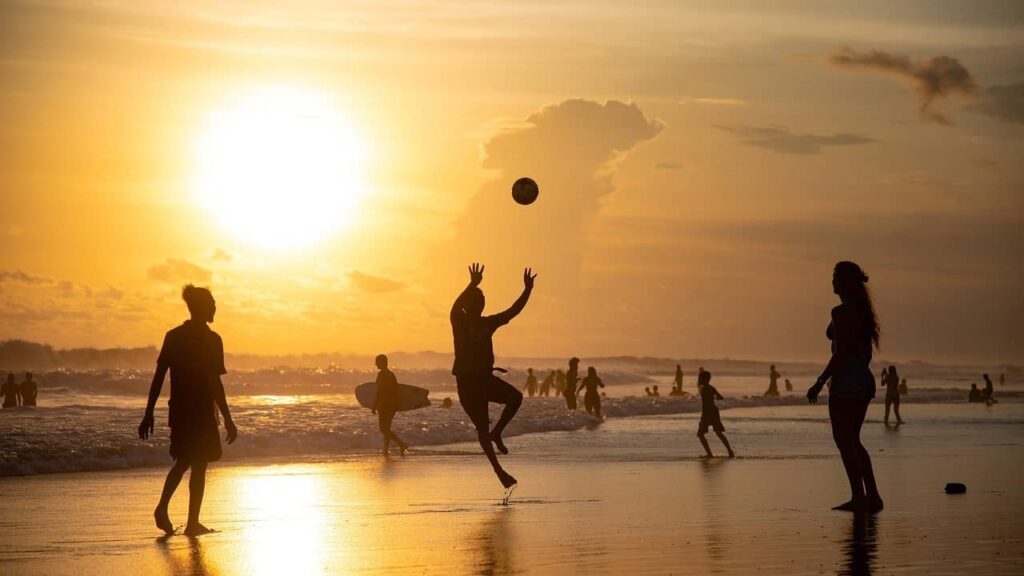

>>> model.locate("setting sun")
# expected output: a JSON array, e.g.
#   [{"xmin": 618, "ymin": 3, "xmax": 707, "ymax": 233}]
[{"xmin": 193, "ymin": 86, "xmax": 369, "ymax": 251}]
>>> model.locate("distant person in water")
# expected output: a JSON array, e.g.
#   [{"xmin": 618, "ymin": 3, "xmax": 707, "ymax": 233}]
[
  {"xmin": 523, "ymin": 368, "xmax": 538, "ymax": 398},
  {"xmin": 450, "ymin": 263, "xmax": 534, "ymax": 489},
  {"xmin": 555, "ymin": 369, "xmax": 566, "ymax": 396},
  {"xmin": 982, "ymin": 374, "xmax": 995, "ymax": 405},
  {"xmin": 651, "ymin": 385, "xmax": 660, "ymax": 397},
  {"xmin": 20, "ymin": 373, "xmax": 37, "ymax": 406},
  {"xmin": 697, "ymin": 370, "xmax": 735, "ymax": 458},
  {"xmin": 764, "ymin": 364, "xmax": 781, "ymax": 396},
  {"xmin": 580, "ymin": 367, "xmax": 606, "ymax": 418},
  {"xmin": 968, "ymin": 383, "xmax": 983, "ymax": 403},
  {"xmin": 563, "ymin": 358, "xmax": 580, "ymax": 410},
  {"xmin": 644, "ymin": 386, "xmax": 652, "ymax": 397},
  {"xmin": 540, "ymin": 371, "xmax": 554, "ymax": 397},
  {"xmin": 785, "ymin": 378, "xmax": 793, "ymax": 392},
  {"xmin": 807, "ymin": 261, "xmax": 883, "ymax": 513},
  {"xmin": 2, "ymin": 373, "xmax": 18, "ymax": 408},
  {"xmin": 373, "ymin": 354, "xmax": 408, "ymax": 455},
  {"xmin": 883, "ymin": 365, "xmax": 903, "ymax": 425},
  {"xmin": 899, "ymin": 378, "xmax": 908, "ymax": 396},
  {"xmin": 673, "ymin": 364, "xmax": 683, "ymax": 393},
  {"xmin": 999, "ymin": 373, "xmax": 1005, "ymax": 387},
  {"xmin": 696, "ymin": 366, "xmax": 705, "ymax": 389},
  {"xmin": 139, "ymin": 285, "xmax": 238, "ymax": 536}
]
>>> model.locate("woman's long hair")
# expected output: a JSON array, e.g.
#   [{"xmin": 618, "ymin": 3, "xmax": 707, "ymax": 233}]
[{"xmin": 834, "ymin": 261, "xmax": 880, "ymax": 349}]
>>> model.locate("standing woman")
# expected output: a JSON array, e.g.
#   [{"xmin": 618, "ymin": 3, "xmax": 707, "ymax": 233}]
[
  {"xmin": 807, "ymin": 262, "xmax": 883, "ymax": 512},
  {"xmin": 883, "ymin": 365, "xmax": 903, "ymax": 426}
]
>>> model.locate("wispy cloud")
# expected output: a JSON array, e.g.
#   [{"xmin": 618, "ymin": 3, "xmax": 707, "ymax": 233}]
[
  {"xmin": 347, "ymin": 271, "xmax": 404, "ymax": 294},
  {"xmin": 716, "ymin": 125, "xmax": 873, "ymax": 155},
  {"xmin": 147, "ymin": 258, "xmax": 212, "ymax": 285},
  {"xmin": 827, "ymin": 47, "xmax": 978, "ymax": 125}
]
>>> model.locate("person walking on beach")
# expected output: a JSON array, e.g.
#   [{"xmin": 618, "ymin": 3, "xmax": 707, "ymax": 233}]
[
  {"xmin": 563, "ymin": 358, "xmax": 580, "ymax": 410},
  {"xmin": 982, "ymin": 374, "xmax": 996, "ymax": 405},
  {"xmin": 580, "ymin": 366, "xmax": 606, "ymax": 418},
  {"xmin": 764, "ymin": 364, "xmax": 781, "ymax": 396},
  {"xmin": 450, "ymin": 263, "xmax": 534, "ymax": 489},
  {"xmin": 540, "ymin": 371, "xmax": 554, "ymax": 397},
  {"xmin": 523, "ymin": 368, "xmax": 538, "ymax": 398},
  {"xmin": 20, "ymin": 373, "xmax": 37, "ymax": 406},
  {"xmin": 697, "ymin": 370, "xmax": 734, "ymax": 458},
  {"xmin": 373, "ymin": 354, "xmax": 409, "ymax": 455},
  {"xmin": 138, "ymin": 285, "xmax": 238, "ymax": 536},
  {"xmin": 883, "ymin": 365, "xmax": 903, "ymax": 425},
  {"xmin": 807, "ymin": 261, "xmax": 883, "ymax": 513},
  {"xmin": 2, "ymin": 373, "xmax": 19, "ymax": 408}
]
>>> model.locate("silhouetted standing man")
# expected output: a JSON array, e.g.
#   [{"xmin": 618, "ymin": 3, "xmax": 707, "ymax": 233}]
[
  {"xmin": 2, "ymin": 373, "xmax": 18, "ymax": 408},
  {"xmin": 139, "ymin": 285, "xmax": 237, "ymax": 536},
  {"xmin": 20, "ymin": 373, "xmax": 37, "ymax": 406},
  {"xmin": 765, "ymin": 364, "xmax": 781, "ymax": 396},
  {"xmin": 451, "ymin": 263, "xmax": 535, "ymax": 489},
  {"xmin": 373, "ymin": 354, "xmax": 408, "ymax": 455}
]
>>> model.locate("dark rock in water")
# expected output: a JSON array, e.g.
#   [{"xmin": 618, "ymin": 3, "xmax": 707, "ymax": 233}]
[{"xmin": 945, "ymin": 482, "xmax": 967, "ymax": 494}]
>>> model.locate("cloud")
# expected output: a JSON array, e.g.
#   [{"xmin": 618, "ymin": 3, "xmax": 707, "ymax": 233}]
[
  {"xmin": 656, "ymin": 162, "xmax": 683, "ymax": 170},
  {"xmin": 347, "ymin": 271, "xmax": 405, "ymax": 293},
  {"xmin": 716, "ymin": 125, "xmax": 874, "ymax": 155},
  {"xmin": 827, "ymin": 47, "xmax": 978, "ymax": 125},
  {"xmin": 966, "ymin": 82, "xmax": 1024, "ymax": 124},
  {"xmin": 147, "ymin": 258, "xmax": 212, "ymax": 285},
  {"xmin": 0, "ymin": 270, "xmax": 52, "ymax": 285}
]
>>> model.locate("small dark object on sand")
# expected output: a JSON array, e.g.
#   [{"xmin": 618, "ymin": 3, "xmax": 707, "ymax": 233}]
[{"xmin": 945, "ymin": 482, "xmax": 967, "ymax": 494}]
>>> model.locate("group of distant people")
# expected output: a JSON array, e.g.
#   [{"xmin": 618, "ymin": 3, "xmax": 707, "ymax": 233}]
[
  {"xmin": 521, "ymin": 362, "xmax": 606, "ymax": 418},
  {"xmin": 968, "ymin": 373, "xmax": 999, "ymax": 405},
  {"xmin": 1, "ymin": 372, "xmax": 37, "ymax": 408}
]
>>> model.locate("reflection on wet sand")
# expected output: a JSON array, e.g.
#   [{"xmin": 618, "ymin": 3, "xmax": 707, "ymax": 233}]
[
  {"xmin": 473, "ymin": 508, "xmax": 517, "ymax": 575},
  {"xmin": 157, "ymin": 535, "xmax": 220, "ymax": 576},
  {"xmin": 838, "ymin": 513, "xmax": 877, "ymax": 576}
]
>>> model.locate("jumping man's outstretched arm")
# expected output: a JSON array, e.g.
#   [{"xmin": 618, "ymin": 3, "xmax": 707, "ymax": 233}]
[
  {"xmin": 451, "ymin": 263, "xmax": 485, "ymax": 320},
  {"xmin": 492, "ymin": 268, "xmax": 536, "ymax": 325}
]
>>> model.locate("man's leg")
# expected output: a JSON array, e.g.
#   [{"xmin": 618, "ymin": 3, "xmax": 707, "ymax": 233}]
[
  {"xmin": 184, "ymin": 460, "xmax": 213, "ymax": 535},
  {"xmin": 458, "ymin": 376, "xmax": 516, "ymax": 488},
  {"xmin": 487, "ymin": 376, "xmax": 522, "ymax": 455},
  {"xmin": 715, "ymin": 430, "xmax": 735, "ymax": 458},
  {"xmin": 155, "ymin": 459, "xmax": 189, "ymax": 535},
  {"xmin": 698, "ymin": 430, "xmax": 713, "ymax": 457}
]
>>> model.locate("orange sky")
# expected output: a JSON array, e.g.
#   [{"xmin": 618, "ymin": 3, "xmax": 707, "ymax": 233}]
[{"xmin": 1, "ymin": 1, "xmax": 1021, "ymax": 363}]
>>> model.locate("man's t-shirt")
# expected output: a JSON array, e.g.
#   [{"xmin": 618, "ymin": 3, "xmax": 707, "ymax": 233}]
[
  {"xmin": 451, "ymin": 313, "xmax": 512, "ymax": 375},
  {"xmin": 376, "ymin": 368, "xmax": 399, "ymax": 411},
  {"xmin": 157, "ymin": 320, "xmax": 226, "ymax": 429},
  {"xmin": 700, "ymin": 384, "xmax": 722, "ymax": 413}
]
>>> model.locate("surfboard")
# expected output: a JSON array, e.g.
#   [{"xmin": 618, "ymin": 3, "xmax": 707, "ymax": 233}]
[{"xmin": 355, "ymin": 382, "xmax": 431, "ymax": 412}]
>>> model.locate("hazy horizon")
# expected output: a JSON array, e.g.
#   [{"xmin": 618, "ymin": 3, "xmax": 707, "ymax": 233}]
[{"xmin": 1, "ymin": 1, "xmax": 1021, "ymax": 364}]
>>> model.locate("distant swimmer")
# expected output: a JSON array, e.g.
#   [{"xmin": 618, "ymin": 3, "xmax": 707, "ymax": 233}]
[
  {"xmin": 2, "ymin": 373, "xmax": 18, "ymax": 408},
  {"xmin": 579, "ymin": 367, "xmax": 606, "ymax": 418},
  {"xmin": 540, "ymin": 371, "xmax": 554, "ymax": 397},
  {"xmin": 138, "ymin": 285, "xmax": 238, "ymax": 536},
  {"xmin": 555, "ymin": 369, "xmax": 566, "ymax": 396},
  {"xmin": 968, "ymin": 383, "xmax": 983, "ymax": 403},
  {"xmin": 373, "ymin": 354, "xmax": 409, "ymax": 455},
  {"xmin": 883, "ymin": 365, "xmax": 903, "ymax": 425},
  {"xmin": 651, "ymin": 385, "xmax": 661, "ymax": 397},
  {"xmin": 785, "ymin": 378, "xmax": 793, "ymax": 392},
  {"xmin": 563, "ymin": 358, "xmax": 580, "ymax": 410},
  {"xmin": 806, "ymin": 262, "xmax": 883, "ymax": 513},
  {"xmin": 441, "ymin": 397, "xmax": 453, "ymax": 408},
  {"xmin": 697, "ymin": 370, "xmax": 734, "ymax": 458},
  {"xmin": 669, "ymin": 384, "xmax": 687, "ymax": 397},
  {"xmin": 644, "ymin": 386, "xmax": 652, "ymax": 397},
  {"xmin": 523, "ymin": 368, "xmax": 538, "ymax": 398},
  {"xmin": 899, "ymin": 378, "xmax": 908, "ymax": 396},
  {"xmin": 764, "ymin": 364, "xmax": 781, "ymax": 397},
  {"xmin": 450, "ymin": 263, "xmax": 534, "ymax": 489},
  {"xmin": 999, "ymin": 373, "xmax": 1005, "ymax": 387},
  {"xmin": 20, "ymin": 372, "xmax": 37, "ymax": 407}
]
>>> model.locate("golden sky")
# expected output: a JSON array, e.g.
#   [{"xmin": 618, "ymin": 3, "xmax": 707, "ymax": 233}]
[{"xmin": 1, "ymin": 1, "xmax": 1021, "ymax": 363}]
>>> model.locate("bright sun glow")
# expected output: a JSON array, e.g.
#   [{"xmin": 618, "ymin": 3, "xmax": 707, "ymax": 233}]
[{"xmin": 194, "ymin": 86, "xmax": 368, "ymax": 250}]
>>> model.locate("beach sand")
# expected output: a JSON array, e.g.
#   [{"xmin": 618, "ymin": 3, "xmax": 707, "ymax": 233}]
[{"xmin": 1, "ymin": 403, "xmax": 1022, "ymax": 575}]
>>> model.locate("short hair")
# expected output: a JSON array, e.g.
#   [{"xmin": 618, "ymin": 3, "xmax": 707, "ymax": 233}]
[
  {"xmin": 182, "ymin": 284, "xmax": 214, "ymax": 314},
  {"xmin": 376, "ymin": 354, "xmax": 388, "ymax": 365}
]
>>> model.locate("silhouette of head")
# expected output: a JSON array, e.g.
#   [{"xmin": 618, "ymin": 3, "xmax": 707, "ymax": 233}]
[
  {"xmin": 463, "ymin": 287, "xmax": 485, "ymax": 317},
  {"xmin": 971, "ymin": 383, "xmax": 978, "ymax": 389},
  {"xmin": 376, "ymin": 354, "xmax": 388, "ymax": 369},
  {"xmin": 587, "ymin": 367, "xmax": 596, "ymax": 377},
  {"xmin": 983, "ymin": 373, "xmax": 990, "ymax": 380},
  {"xmin": 182, "ymin": 285, "xmax": 216, "ymax": 323},
  {"xmin": 653, "ymin": 385, "xmax": 659, "ymax": 392},
  {"xmin": 6, "ymin": 374, "xmax": 12, "ymax": 384},
  {"xmin": 698, "ymin": 370, "xmax": 712, "ymax": 387},
  {"xmin": 644, "ymin": 387, "xmax": 651, "ymax": 394},
  {"xmin": 888, "ymin": 365, "xmax": 898, "ymax": 378},
  {"xmin": 770, "ymin": 364, "xmax": 776, "ymax": 370},
  {"xmin": 570, "ymin": 357, "xmax": 580, "ymax": 367},
  {"xmin": 832, "ymin": 261, "xmax": 880, "ymax": 348},
  {"xmin": 25, "ymin": 372, "xmax": 32, "ymax": 381}
]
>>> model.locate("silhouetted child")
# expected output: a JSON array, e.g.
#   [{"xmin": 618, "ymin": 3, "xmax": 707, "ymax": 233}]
[
  {"xmin": 139, "ymin": 285, "xmax": 237, "ymax": 536},
  {"xmin": 523, "ymin": 368, "xmax": 538, "ymax": 397},
  {"xmin": 580, "ymin": 367, "xmax": 605, "ymax": 418},
  {"xmin": 968, "ymin": 383, "xmax": 983, "ymax": 403},
  {"xmin": 764, "ymin": 364, "xmax": 780, "ymax": 396},
  {"xmin": 697, "ymin": 371, "xmax": 734, "ymax": 458},
  {"xmin": 20, "ymin": 373, "xmax": 37, "ymax": 406},
  {"xmin": 2, "ymin": 374, "xmax": 19, "ymax": 408},
  {"xmin": 644, "ymin": 386, "xmax": 652, "ymax": 397},
  {"xmin": 899, "ymin": 378, "xmax": 908, "ymax": 395},
  {"xmin": 450, "ymin": 263, "xmax": 534, "ymax": 489},
  {"xmin": 373, "ymin": 354, "xmax": 408, "ymax": 455}
]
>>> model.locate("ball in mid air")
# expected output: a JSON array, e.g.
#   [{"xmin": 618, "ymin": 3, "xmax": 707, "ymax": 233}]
[{"xmin": 511, "ymin": 177, "xmax": 539, "ymax": 205}]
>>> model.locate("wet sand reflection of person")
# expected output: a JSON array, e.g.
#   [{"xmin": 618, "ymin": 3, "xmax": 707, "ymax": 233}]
[
  {"xmin": 837, "ymin": 513, "xmax": 877, "ymax": 576},
  {"xmin": 139, "ymin": 285, "xmax": 238, "ymax": 536},
  {"xmin": 807, "ymin": 262, "xmax": 883, "ymax": 513}
]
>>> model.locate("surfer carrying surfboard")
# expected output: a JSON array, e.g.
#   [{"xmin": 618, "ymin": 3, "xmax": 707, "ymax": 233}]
[
  {"xmin": 451, "ymin": 263, "xmax": 536, "ymax": 488},
  {"xmin": 373, "ymin": 354, "xmax": 409, "ymax": 455}
]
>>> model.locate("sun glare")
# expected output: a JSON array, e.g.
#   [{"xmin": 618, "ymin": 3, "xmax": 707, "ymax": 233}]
[{"xmin": 194, "ymin": 87, "xmax": 369, "ymax": 250}]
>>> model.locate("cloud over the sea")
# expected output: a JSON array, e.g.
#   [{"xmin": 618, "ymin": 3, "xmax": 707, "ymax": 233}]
[
  {"xmin": 827, "ymin": 47, "xmax": 978, "ymax": 125},
  {"xmin": 716, "ymin": 125, "xmax": 873, "ymax": 155}
]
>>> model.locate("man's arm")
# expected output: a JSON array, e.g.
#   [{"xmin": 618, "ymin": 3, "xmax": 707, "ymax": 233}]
[
  {"xmin": 213, "ymin": 375, "xmax": 237, "ymax": 444},
  {"xmin": 492, "ymin": 268, "xmax": 536, "ymax": 325},
  {"xmin": 139, "ymin": 364, "xmax": 168, "ymax": 440}
]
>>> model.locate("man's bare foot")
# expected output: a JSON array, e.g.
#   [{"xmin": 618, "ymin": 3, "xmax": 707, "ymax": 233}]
[
  {"xmin": 832, "ymin": 499, "xmax": 866, "ymax": 512},
  {"xmin": 727, "ymin": 451, "xmax": 736, "ymax": 458},
  {"xmin": 490, "ymin": 431, "xmax": 509, "ymax": 455},
  {"xmin": 700, "ymin": 453, "xmax": 714, "ymax": 459},
  {"xmin": 496, "ymin": 469, "xmax": 517, "ymax": 489},
  {"xmin": 154, "ymin": 508, "xmax": 174, "ymax": 536},
  {"xmin": 183, "ymin": 523, "xmax": 217, "ymax": 537},
  {"xmin": 867, "ymin": 497, "xmax": 884, "ymax": 512},
  {"xmin": 399, "ymin": 446, "xmax": 410, "ymax": 455}
]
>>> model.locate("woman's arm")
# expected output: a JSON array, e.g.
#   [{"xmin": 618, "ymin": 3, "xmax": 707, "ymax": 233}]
[{"xmin": 808, "ymin": 307, "xmax": 842, "ymax": 403}]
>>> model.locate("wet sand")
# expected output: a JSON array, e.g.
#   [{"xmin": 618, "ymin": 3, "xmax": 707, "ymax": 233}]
[{"xmin": 1, "ymin": 403, "xmax": 1022, "ymax": 574}]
